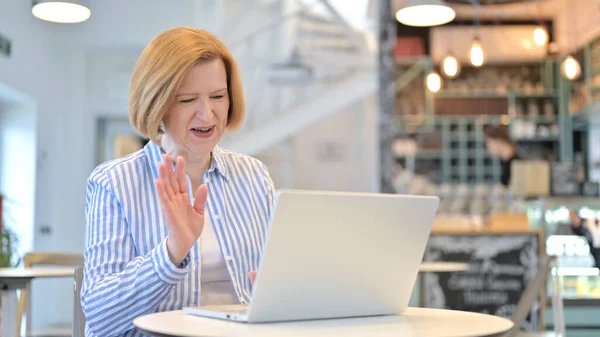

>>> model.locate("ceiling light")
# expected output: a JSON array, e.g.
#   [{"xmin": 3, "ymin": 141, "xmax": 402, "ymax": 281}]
[
  {"xmin": 470, "ymin": 37, "xmax": 485, "ymax": 67},
  {"xmin": 32, "ymin": 1, "xmax": 91, "ymax": 23},
  {"xmin": 441, "ymin": 54, "xmax": 461, "ymax": 78},
  {"xmin": 396, "ymin": 0, "xmax": 455, "ymax": 27},
  {"xmin": 561, "ymin": 55, "xmax": 581, "ymax": 80},
  {"xmin": 426, "ymin": 71, "xmax": 443, "ymax": 93},
  {"xmin": 533, "ymin": 26, "xmax": 548, "ymax": 46}
]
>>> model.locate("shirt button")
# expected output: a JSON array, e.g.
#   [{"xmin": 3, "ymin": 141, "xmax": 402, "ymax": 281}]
[
  {"xmin": 214, "ymin": 215, "xmax": 220, "ymax": 220},
  {"xmin": 225, "ymin": 255, "xmax": 233, "ymax": 261},
  {"xmin": 239, "ymin": 297, "xmax": 245, "ymax": 304}
]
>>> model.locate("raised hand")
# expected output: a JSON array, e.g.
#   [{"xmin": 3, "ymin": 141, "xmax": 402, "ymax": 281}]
[{"xmin": 155, "ymin": 154, "xmax": 208, "ymax": 266}]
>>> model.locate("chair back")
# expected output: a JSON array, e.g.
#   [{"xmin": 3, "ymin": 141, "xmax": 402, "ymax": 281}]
[
  {"xmin": 504, "ymin": 255, "xmax": 564, "ymax": 337},
  {"xmin": 73, "ymin": 266, "xmax": 86, "ymax": 337},
  {"xmin": 17, "ymin": 252, "xmax": 84, "ymax": 336}
]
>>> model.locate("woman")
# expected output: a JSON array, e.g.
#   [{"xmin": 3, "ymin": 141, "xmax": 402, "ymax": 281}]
[
  {"xmin": 484, "ymin": 126, "xmax": 520, "ymax": 186},
  {"xmin": 82, "ymin": 27, "xmax": 275, "ymax": 337},
  {"xmin": 569, "ymin": 209, "xmax": 600, "ymax": 269}
]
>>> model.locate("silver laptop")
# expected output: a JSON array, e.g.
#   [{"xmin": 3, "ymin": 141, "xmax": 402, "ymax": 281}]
[{"xmin": 183, "ymin": 189, "xmax": 438, "ymax": 323}]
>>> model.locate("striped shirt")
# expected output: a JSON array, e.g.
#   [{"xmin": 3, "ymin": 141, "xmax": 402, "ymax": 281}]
[{"xmin": 82, "ymin": 141, "xmax": 275, "ymax": 336}]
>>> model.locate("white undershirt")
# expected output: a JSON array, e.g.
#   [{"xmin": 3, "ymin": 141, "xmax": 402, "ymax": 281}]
[{"xmin": 199, "ymin": 211, "xmax": 239, "ymax": 305}]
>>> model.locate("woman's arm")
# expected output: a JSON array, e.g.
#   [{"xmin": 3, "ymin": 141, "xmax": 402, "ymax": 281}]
[
  {"xmin": 571, "ymin": 221, "xmax": 589, "ymax": 237},
  {"xmin": 81, "ymin": 170, "xmax": 190, "ymax": 336}
]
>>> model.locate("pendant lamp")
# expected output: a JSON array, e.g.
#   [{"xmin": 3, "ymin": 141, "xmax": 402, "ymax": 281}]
[
  {"xmin": 396, "ymin": 0, "xmax": 455, "ymax": 27},
  {"xmin": 32, "ymin": 0, "xmax": 91, "ymax": 23}
]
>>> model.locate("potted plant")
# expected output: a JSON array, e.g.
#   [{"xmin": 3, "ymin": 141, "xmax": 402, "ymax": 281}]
[{"xmin": 0, "ymin": 193, "xmax": 20, "ymax": 267}]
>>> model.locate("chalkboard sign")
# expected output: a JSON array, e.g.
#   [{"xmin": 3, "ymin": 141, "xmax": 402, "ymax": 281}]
[
  {"xmin": 582, "ymin": 181, "xmax": 600, "ymax": 197},
  {"xmin": 423, "ymin": 233, "xmax": 540, "ymax": 331},
  {"xmin": 551, "ymin": 162, "xmax": 581, "ymax": 196}
]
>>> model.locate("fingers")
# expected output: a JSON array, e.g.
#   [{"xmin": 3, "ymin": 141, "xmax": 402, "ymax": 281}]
[
  {"xmin": 155, "ymin": 179, "xmax": 174, "ymax": 211},
  {"xmin": 162, "ymin": 154, "xmax": 180, "ymax": 194},
  {"xmin": 158, "ymin": 162, "xmax": 175, "ymax": 199},
  {"xmin": 193, "ymin": 184, "xmax": 208, "ymax": 215},
  {"xmin": 249, "ymin": 271, "xmax": 257, "ymax": 285},
  {"xmin": 175, "ymin": 156, "xmax": 188, "ymax": 194}
]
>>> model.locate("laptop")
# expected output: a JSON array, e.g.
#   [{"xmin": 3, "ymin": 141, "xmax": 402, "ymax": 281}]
[{"xmin": 183, "ymin": 189, "xmax": 439, "ymax": 323}]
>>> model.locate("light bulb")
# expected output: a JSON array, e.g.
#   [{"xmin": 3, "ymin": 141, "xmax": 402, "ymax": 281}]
[
  {"xmin": 470, "ymin": 38, "xmax": 484, "ymax": 67},
  {"xmin": 395, "ymin": 1, "xmax": 455, "ymax": 27},
  {"xmin": 32, "ymin": 1, "xmax": 91, "ymax": 23},
  {"xmin": 561, "ymin": 55, "xmax": 581, "ymax": 80},
  {"xmin": 442, "ymin": 54, "xmax": 461, "ymax": 78},
  {"xmin": 426, "ymin": 71, "xmax": 442, "ymax": 93},
  {"xmin": 533, "ymin": 26, "xmax": 548, "ymax": 46}
]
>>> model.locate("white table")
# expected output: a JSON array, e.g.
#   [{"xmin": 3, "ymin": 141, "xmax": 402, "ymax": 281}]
[
  {"xmin": 0, "ymin": 268, "xmax": 75, "ymax": 337},
  {"xmin": 134, "ymin": 307, "xmax": 514, "ymax": 337}
]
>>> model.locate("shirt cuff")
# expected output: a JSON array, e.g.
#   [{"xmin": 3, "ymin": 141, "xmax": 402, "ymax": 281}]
[{"xmin": 151, "ymin": 237, "xmax": 191, "ymax": 285}]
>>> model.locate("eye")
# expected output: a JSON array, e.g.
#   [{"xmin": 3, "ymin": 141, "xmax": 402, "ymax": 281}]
[
  {"xmin": 211, "ymin": 95, "xmax": 224, "ymax": 100},
  {"xmin": 180, "ymin": 98, "xmax": 195, "ymax": 103}
]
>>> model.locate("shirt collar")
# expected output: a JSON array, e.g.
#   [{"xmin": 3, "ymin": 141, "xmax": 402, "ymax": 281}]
[{"xmin": 144, "ymin": 141, "xmax": 230, "ymax": 182}]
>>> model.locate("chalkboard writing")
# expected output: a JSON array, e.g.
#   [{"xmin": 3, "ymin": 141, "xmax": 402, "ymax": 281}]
[
  {"xmin": 423, "ymin": 234, "xmax": 540, "ymax": 331},
  {"xmin": 551, "ymin": 162, "xmax": 581, "ymax": 196}
]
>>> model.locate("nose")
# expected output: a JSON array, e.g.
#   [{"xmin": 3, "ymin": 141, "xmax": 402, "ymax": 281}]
[{"xmin": 194, "ymin": 97, "xmax": 212, "ymax": 120}]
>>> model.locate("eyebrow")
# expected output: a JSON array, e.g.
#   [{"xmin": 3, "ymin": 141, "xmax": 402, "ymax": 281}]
[
  {"xmin": 211, "ymin": 88, "xmax": 228, "ymax": 94},
  {"xmin": 175, "ymin": 88, "xmax": 228, "ymax": 97}
]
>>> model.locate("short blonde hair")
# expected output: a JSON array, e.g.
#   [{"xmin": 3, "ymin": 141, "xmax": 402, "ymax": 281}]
[{"xmin": 129, "ymin": 27, "xmax": 245, "ymax": 142}]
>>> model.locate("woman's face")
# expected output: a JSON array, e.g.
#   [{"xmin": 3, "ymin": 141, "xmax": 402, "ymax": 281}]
[
  {"xmin": 485, "ymin": 138, "xmax": 504, "ymax": 159},
  {"xmin": 485, "ymin": 138, "xmax": 513, "ymax": 160},
  {"xmin": 162, "ymin": 58, "xmax": 230, "ymax": 157}
]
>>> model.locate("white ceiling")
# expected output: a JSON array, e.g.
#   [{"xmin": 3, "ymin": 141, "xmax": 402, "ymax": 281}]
[
  {"xmin": 52, "ymin": 0, "xmax": 370, "ymax": 51},
  {"xmin": 62, "ymin": 0, "xmax": 199, "ymax": 49}
]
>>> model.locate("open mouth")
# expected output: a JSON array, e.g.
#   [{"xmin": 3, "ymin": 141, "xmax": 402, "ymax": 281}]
[{"xmin": 190, "ymin": 125, "xmax": 215, "ymax": 137}]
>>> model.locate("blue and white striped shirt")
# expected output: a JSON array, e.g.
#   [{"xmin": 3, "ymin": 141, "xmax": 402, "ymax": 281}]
[{"xmin": 82, "ymin": 141, "xmax": 275, "ymax": 336}]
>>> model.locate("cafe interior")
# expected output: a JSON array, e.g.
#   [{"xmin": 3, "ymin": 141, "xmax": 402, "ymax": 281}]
[{"xmin": 1, "ymin": 0, "xmax": 600, "ymax": 336}]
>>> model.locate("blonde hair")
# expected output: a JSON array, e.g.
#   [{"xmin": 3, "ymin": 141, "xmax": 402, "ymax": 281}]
[{"xmin": 129, "ymin": 27, "xmax": 245, "ymax": 142}]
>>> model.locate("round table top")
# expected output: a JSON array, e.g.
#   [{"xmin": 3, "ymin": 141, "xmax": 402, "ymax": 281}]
[
  {"xmin": 0, "ymin": 267, "xmax": 74, "ymax": 279},
  {"xmin": 133, "ymin": 307, "xmax": 513, "ymax": 337},
  {"xmin": 418, "ymin": 262, "xmax": 470, "ymax": 273}
]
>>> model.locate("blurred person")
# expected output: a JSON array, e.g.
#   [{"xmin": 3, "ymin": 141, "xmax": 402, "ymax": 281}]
[
  {"xmin": 82, "ymin": 27, "xmax": 274, "ymax": 336},
  {"xmin": 569, "ymin": 209, "xmax": 600, "ymax": 269},
  {"xmin": 484, "ymin": 126, "xmax": 521, "ymax": 186}
]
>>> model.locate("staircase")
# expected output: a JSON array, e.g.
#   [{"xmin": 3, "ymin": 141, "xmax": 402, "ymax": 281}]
[{"xmin": 218, "ymin": 0, "xmax": 376, "ymax": 157}]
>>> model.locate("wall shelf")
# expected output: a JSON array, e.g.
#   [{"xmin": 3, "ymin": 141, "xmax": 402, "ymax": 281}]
[
  {"xmin": 394, "ymin": 58, "xmax": 572, "ymax": 185},
  {"xmin": 515, "ymin": 137, "xmax": 560, "ymax": 142},
  {"xmin": 434, "ymin": 92, "xmax": 509, "ymax": 99},
  {"xmin": 396, "ymin": 149, "xmax": 443, "ymax": 159},
  {"xmin": 434, "ymin": 91, "xmax": 557, "ymax": 100},
  {"xmin": 511, "ymin": 117, "xmax": 558, "ymax": 124},
  {"xmin": 514, "ymin": 91, "xmax": 558, "ymax": 98}
]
